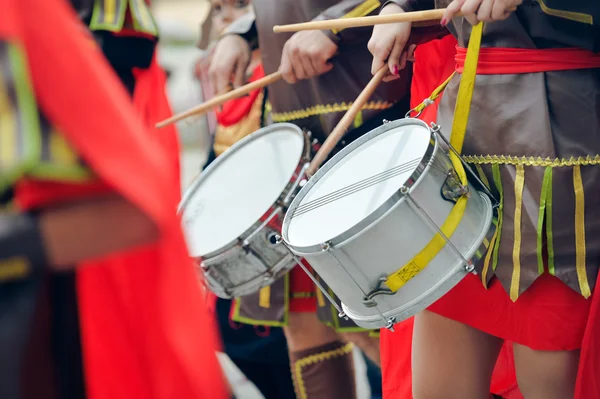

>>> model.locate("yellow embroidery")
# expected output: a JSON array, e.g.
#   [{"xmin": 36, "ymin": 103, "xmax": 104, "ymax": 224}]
[
  {"xmin": 538, "ymin": 0, "xmax": 593, "ymax": 25},
  {"xmin": 510, "ymin": 165, "xmax": 525, "ymax": 301},
  {"xmin": 271, "ymin": 101, "xmax": 393, "ymax": 123},
  {"xmin": 293, "ymin": 343, "xmax": 354, "ymax": 399},
  {"xmin": 463, "ymin": 154, "xmax": 600, "ymax": 167},
  {"xmin": 573, "ymin": 165, "xmax": 591, "ymax": 298}
]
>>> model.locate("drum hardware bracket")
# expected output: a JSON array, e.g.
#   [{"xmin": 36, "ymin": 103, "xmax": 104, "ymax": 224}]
[
  {"xmin": 430, "ymin": 123, "xmax": 499, "ymax": 208},
  {"xmin": 382, "ymin": 119, "xmax": 391, "ymax": 124},
  {"xmin": 243, "ymin": 207, "xmax": 283, "ymax": 248},
  {"xmin": 281, "ymin": 162, "xmax": 310, "ymax": 208},
  {"xmin": 362, "ymin": 276, "xmax": 395, "ymax": 308},
  {"xmin": 404, "ymin": 193, "xmax": 473, "ymax": 273},
  {"xmin": 441, "ymin": 169, "xmax": 470, "ymax": 203},
  {"xmin": 385, "ymin": 317, "xmax": 397, "ymax": 332},
  {"xmin": 275, "ymin": 235, "xmax": 350, "ymax": 320}
]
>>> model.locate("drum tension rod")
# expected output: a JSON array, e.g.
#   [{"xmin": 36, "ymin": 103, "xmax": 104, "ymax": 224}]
[{"xmin": 274, "ymin": 235, "xmax": 350, "ymax": 320}]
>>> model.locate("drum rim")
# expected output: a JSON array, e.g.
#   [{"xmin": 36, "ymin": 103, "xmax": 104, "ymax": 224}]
[
  {"xmin": 282, "ymin": 118, "xmax": 436, "ymax": 253},
  {"xmin": 178, "ymin": 122, "xmax": 309, "ymax": 258}
]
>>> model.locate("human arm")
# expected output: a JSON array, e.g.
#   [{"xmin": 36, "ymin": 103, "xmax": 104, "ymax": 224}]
[{"xmin": 0, "ymin": 194, "xmax": 159, "ymax": 282}]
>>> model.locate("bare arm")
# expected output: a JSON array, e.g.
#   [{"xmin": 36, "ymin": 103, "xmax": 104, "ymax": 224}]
[
  {"xmin": 0, "ymin": 194, "xmax": 158, "ymax": 282},
  {"xmin": 40, "ymin": 194, "xmax": 159, "ymax": 271}
]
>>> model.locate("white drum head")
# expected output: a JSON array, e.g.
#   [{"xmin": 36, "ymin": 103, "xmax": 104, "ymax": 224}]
[
  {"xmin": 286, "ymin": 120, "xmax": 431, "ymax": 248},
  {"xmin": 180, "ymin": 124, "xmax": 305, "ymax": 256}
]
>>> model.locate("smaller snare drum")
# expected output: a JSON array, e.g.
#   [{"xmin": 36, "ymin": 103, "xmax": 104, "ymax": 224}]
[
  {"xmin": 281, "ymin": 118, "xmax": 495, "ymax": 330},
  {"xmin": 179, "ymin": 123, "xmax": 310, "ymax": 298}
]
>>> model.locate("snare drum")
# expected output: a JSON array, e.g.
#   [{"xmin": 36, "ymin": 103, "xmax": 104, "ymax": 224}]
[
  {"xmin": 179, "ymin": 123, "xmax": 311, "ymax": 298},
  {"xmin": 281, "ymin": 118, "xmax": 495, "ymax": 330}
]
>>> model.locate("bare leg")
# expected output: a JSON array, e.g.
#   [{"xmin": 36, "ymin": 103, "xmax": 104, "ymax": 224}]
[
  {"xmin": 412, "ymin": 310, "xmax": 503, "ymax": 399},
  {"xmin": 340, "ymin": 331, "xmax": 381, "ymax": 367},
  {"xmin": 284, "ymin": 312, "xmax": 357, "ymax": 399},
  {"xmin": 513, "ymin": 343, "xmax": 579, "ymax": 399}
]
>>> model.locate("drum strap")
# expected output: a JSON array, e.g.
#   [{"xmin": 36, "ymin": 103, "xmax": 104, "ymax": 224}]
[{"xmin": 385, "ymin": 22, "xmax": 484, "ymax": 292}]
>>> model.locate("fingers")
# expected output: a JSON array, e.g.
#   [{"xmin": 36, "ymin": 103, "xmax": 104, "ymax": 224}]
[
  {"xmin": 442, "ymin": 0, "xmax": 466, "ymax": 25},
  {"xmin": 476, "ymin": 0, "xmax": 494, "ymax": 21},
  {"xmin": 386, "ymin": 37, "xmax": 404, "ymax": 76},
  {"xmin": 406, "ymin": 44, "xmax": 417, "ymax": 63},
  {"xmin": 461, "ymin": 0, "xmax": 482, "ymax": 25},
  {"xmin": 491, "ymin": 0, "xmax": 513, "ymax": 20},
  {"xmin": 279, "ymin": 43, "xmax": 297, "ymax": 84},
  {"xmin": 368, "ymin": 31, "xmax": 393, "ymax": 75}
]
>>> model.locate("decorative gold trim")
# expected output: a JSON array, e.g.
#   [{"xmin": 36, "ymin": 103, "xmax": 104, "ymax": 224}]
[
  {"xmin": 271, "ymin": 101, "xmax": 393, "ymax": 123},
  {"xmin": 510, "ymin": 164, "xmax": 525, "ymax": 302},
  {"xmin": 331, "ymin": 0, "xmax": 381, "ymax": 34},
  {"xmin": 538, "ymin": 0, "xmax": 593, "ymax": 25},
  {"xmin": 293, "ymin": 343, "xmax": 354, "ymax": 399},
  {"xmin": 573, "ymin": 165, "xmax": 591, "ymax": 298},
  {"xmin": 463, "ymin": 154, "xmax": 600, "ymax": 167}
]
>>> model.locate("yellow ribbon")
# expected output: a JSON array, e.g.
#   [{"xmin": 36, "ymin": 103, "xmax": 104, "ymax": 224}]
[{"xmin": 385, "ymin": 22, "xmax": 484, "ymax": 292}]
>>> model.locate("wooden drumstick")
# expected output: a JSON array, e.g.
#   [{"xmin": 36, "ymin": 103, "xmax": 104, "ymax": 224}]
[
  {"xmin": 156, "ymin": 71, "xmax": 282, "ymax": 129},
  {"xmin": 273, "ymin": 7, "xmax": 514, "ymax": 33},
  {"xmin": 306, "ymin": 66, "xmax": 388, "ymax": 176},
  {"xmin": 273, "ymin": 9, "xmax": 448, "ymax": 33}
]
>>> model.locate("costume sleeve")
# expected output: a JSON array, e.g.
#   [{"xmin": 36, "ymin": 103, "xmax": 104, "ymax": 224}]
[
  {"xmin": 384, "ymin": 0, "xmax": 450, "ymax": 45},
  {"xmin": 223, "ymin": 11, "xmax": 259, "ymax": 51},
  {"xmin": 311, "ymin": 0, "xmax": 383, "ymax": 44}
]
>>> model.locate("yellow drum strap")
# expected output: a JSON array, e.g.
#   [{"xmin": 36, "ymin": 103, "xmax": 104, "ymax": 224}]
[{"xmin": 385, "ymin": 22, "xmax": 484, "ymax": 292}]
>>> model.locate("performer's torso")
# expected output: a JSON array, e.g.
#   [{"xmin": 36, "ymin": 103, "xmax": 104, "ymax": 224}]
[{"xmin": 252, "ymin": 0, "xmax": 411, "ymax": 139}]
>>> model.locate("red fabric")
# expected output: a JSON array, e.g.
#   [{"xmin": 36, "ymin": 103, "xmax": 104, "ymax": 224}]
[
  {"xmin": 430, "ymin": 273, "xmax": 591, "ymax": 351},
  {"xmin": 289, "ymin": 261, "xmax": 318, "ymax": 312},
  {"xmin": 132, "ymin": 54, "xmax": 181, "ymax": 186},
  {"xmin": 215, "ymin": 64, "xmax": 265, "ymax": 127},
  {"xmin": 455, "ymin": 46, "xmax": 600, "ymax": 74},
  {"xmin": 6, "ymin": 1, "xmax": 226, "ymax": 398},
  {"xmin": 408, "ymin": 35, "xmax": 457, "ymax": 123},
  {"xmin": 381, "ymin": 35, "xmax": 523, "ymax": 399},
  {"xmin": 575, "ymin": 272, "xmax": 600, "ymax": 398}
]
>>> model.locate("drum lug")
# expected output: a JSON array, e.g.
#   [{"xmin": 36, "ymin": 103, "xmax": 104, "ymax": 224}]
[
  {"xmin": 382, "ymin": 119, "xmax": 391, "ymax": 124},
  {"xmin": 441, "ymin": 169, "xmax": 470, "ymax": 202},
  {"xmin": 320, "ymin": 241, "xmax": 332, "ymax": 251},
  {"xmin": 385, "ymin": 317, "xmax": 397, "ymax": 332}
]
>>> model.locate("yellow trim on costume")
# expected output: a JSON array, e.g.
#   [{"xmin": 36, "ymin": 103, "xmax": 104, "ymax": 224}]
[
  {"xmin": 271, "ymin": 101, "xmax": 393, "ymax": 123},
  {"xmin": 573, "ymin": 165, "xmax": 591, "ymax": 298},
  {"xmin": 538, "ymin": 0, "xmax": 593, "ymax": 24},
  {"xmin": 293, "ymin": 343, "xmax": 354, "ymax": 399},
  {"xmin": 231, "ymin": 273, "xmax": 290, "ymax": 327},
  {"xmin": 474, "ymin": 164, "xmax": 490, "ymax": 189},
  {"xmin": 481, "ymin": 227, "xmax": 498, "ymax": 288},
  {"xmin": 331, "ymin": 0, "xmax": 381, "ymax": 34},
  {"xmin": 0, "ymin": 257, "xmax": 30, "ymax": 282},
  {"xmin": 545, "ymin": 167, "xmax": 555, "ymax": 275},
  {"xmin": 316, "ymin": 289, "xmax": 326, "ymax": 307},
  {"xmin": 491, "ymin": 165, "xmax": 504, "ymax": 271},
  {"xmin": 536, "ymin": 166, "xmax": 552, "ymax": 275},
  {"xmin": 384, "ymin": 22, "xmax": 485, "ymax": 292},
  {"xmin": 510, "ymin": 164, "xmax": 525, "ymax": 301},
  {"xmin": 259, "ymin": 286, "xmax": 271, "ymax": 308},
  {"xmin": 463, "ymin": 154, "xmax": 600, "ymax": 167}
]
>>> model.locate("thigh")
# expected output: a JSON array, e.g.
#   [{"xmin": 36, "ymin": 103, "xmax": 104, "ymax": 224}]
[
  {"xmin": 412, "ymin": 310, "xmax": 503, "ymax": 399},
  {"xmin": 513, "ymin": 343, "xmax": 579, "ymax": 399}
]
